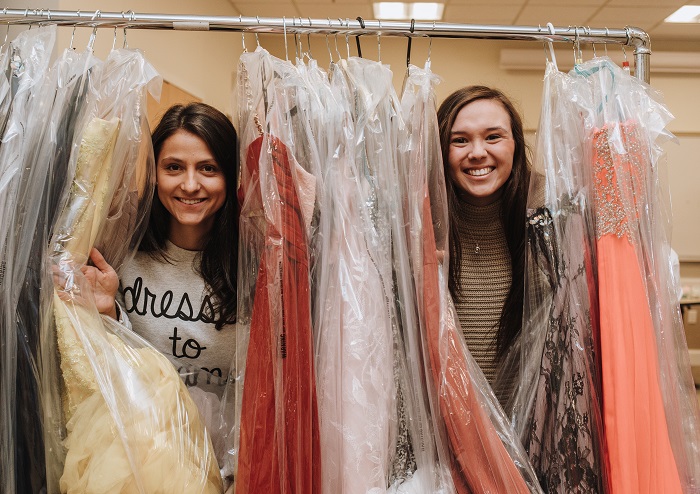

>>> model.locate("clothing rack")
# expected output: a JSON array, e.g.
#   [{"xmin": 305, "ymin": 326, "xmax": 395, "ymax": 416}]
[{"xmin": 0, "ymin": 8, "xmax": 652, "ymax": 83}]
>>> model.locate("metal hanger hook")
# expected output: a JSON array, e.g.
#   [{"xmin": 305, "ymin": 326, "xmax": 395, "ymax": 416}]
[
  {"xmin": 283, "ymin": 16, "xmax": 289, "ymax": 60},
  {"xmin": 325, "ymin": 18, "xmax": 334, "ymax": 63},
  {"xmin": 70, "ymin": 10, "xmax": 80, "ymax": 50},
  {"xmin": 604, "ymin": 27, "xmax": 609, "ymax": 57},
  {"xmin": 240, "ymin": 15, "xmax": 247, "ymax": 52},
  {"xmin": 426, "ymin": 20, "xmax": 436, "ymax": 66},
  {"xmin": 255, "ymin": 16, "xmax": 260, "ymax": 47}
]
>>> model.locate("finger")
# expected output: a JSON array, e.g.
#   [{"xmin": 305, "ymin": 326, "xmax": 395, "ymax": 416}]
[{"xmin": 89, "ymin": 248, "xmax": 113, "ymax": 273}]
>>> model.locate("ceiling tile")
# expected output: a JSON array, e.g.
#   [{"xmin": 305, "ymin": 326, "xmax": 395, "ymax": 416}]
[
  {"xmin": 230, "ymin": 0, "xmax": 295, "ymax": 5},
  {"xmin": 587, "ymin": 6, "xmax": 679, "ymax": 30},
  {"xmin": 233, "ymin": 3, "xmax": 301, "ymax": 16},
  {"xmin": 446, "ymin": 0, "xmax": 525, "ymax": 5},
  {"xmin": 223, "ymin": 0, "xmax": 700, "ymax": 41},
  {"xmin": 295, "ymin": 0, "xmax": 371, "ymax": 3},
  {"xmin": 525, "ymin": 0, "xmax": 605, "ymax": 5},
  {"xmin": 651, "ymin": 22, "xmax": 700, "ymax": 39},
  {"xmin": 605, "ymin": 0, "xmax": 684, "ymax": 7},
  {"xmin": 295, "ymin": 4, "xmax": 373, "ymax": 19},
  {"xmin": 443, "ymin": 5, "xmax": 520, "ymax": 24},
  {"xmin": 515, "ymin": 5, "xmax": 600, "ymax": 25}
]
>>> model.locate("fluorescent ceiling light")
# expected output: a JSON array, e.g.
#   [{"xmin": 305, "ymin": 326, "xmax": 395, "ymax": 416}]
[
  {"xmin": 665, "ymin": 5, "xmax": 700, "ymax": 23},
  {"xmin": 373, "ymin": 2, "xmax": 444, "ymax": 21}
]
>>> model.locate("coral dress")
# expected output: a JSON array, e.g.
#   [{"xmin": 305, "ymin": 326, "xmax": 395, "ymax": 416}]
[{"xmin": 593, "ymin": 122, "xmax": 682, "ymax": 493}]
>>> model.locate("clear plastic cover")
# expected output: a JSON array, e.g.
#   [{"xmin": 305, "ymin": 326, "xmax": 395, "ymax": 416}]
[
  {"xmin": 232, "ymin": 47, "xmax": 320, "ymax": 493},
  {"xmin": 0, "ymin": 25, "xmax": 57, "ymax": 494},
  {"xmin": 570, "ymin": 56, "xmax": 700, "ymax": 492},
  {"xmin": 43, "ymin": 46, "xmax": 222, "ymax": 493},
  {"xmin": 311, "ymin": 54, "xmax": 450, "ymax": 492},
  {"xmin": 230, "ymin": 46, "xmax": 544, "ymax": 493},
  {"xmin": 497, "ymin": 60, "xmax": 608, "ymax": 492},
  {"xmin": 402, "ymin": 63, "xmax": 543, "ymax": 494}
]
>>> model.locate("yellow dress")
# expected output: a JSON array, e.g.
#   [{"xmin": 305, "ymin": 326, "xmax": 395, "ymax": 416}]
[{"xmin": 53, "ymin": 117, "xmax": 222, "ymax": 494}]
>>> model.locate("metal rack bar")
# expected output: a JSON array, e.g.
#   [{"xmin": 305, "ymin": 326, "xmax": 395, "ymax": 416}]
[{"xmin": 0, "ymin": 8, "xmax": 651, "ymax": 82}]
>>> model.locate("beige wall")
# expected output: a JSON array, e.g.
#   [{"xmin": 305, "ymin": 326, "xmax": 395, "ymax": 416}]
[
  {"xmin": 6, "ymin": 2, "xmax": 699, "ymax": 266},
  {"xmin": 55, "ymin": 0, "xmax": 244, "ymax": 116}
]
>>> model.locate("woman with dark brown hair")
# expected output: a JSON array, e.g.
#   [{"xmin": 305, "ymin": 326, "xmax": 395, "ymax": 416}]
[
  {"xmin": 437, "ymin": 85, "xmax": 531, "ymax": 397},
  {"xmin": 82, "ymin": 102, "xmax": 239, "ymax": 486}
]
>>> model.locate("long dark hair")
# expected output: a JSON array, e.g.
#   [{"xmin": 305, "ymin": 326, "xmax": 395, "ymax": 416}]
[
  {"xmin": 140, "ymin": 102, "xmax": 239, "ymax": 329},
  {"xmin": 437, "ymin": 86, "xmax": 530, "ymax": 359}
]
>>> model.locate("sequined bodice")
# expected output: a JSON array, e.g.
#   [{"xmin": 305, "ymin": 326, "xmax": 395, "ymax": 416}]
[{"xmin": 591, "ymin": 122, "xmax": 647, "ymax": 242}]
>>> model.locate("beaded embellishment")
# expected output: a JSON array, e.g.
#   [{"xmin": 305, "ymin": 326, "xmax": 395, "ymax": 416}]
[{"xmin": 591, "ymin": 122, "xmax": 648, "ymax": 242}]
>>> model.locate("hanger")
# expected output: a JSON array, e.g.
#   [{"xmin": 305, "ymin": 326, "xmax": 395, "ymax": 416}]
[
  {"xmin": 377, "ymin": 20, "xmax": 382, "ymax": 62},
  {"xmin": 69, "ymin": 10, "xmax": 80, "ymax": 50},
  {"xmin": 2, "ymin": 8, "xmax": 10, "ymax": 49},
  {"xmin": 406, "ymin": 18, "xmax": 415, "ymax": 68},
  {"xmin": 325, "ymin": 18, "xmax": 334, "ymax": 64},
  {"xmin": 573, "ymin": 26, "xmax": 582, "ymax": 66},
  {"xmin": 546, "ymin": 22, "xmax": 558, "ymax": 70},
  {"xmin": 604, "ymin": 28, "xmax": 609, "ymax": 58},
  {"xmin": 333, "ymin": 19, "xmax": 342, "ymax": 61},
  {"xmin": 305, "ymin": 18, "xmax": 313, "ymax": 62},
  {"xmin": 355, "ymin": 16, "xmax": 364, "ymax": 58},
  {"xmin": 283, "ymin": 16, "xmax": 289, "ymax": 60},
  {"xmin": 87, "ymin": 10, "xmax": 101, "ymax": 52},
  {"xmin": 426, "ymin": 21, "xmax": 435, "ymax": 69},
  {"xmin": 292, "ymin": 17, "xmax": 300, "ymax": 61},
  {"xmin": 345, "ymin": 19, "xmax": 351, "ymax": 59},
  {"xmin": 587, "ymin": 27, "xmax": 598, "ymax": 58},
  {"xmin": 255, "ymin": 16, "xmax": 261, "ymax": 48},
  {"xmin": 240, "ymin": 15, "xmax": 248, "ymax": 53},
  {"xmin": 122, "ymin": 11, "xmax": 134, "ymax": 49}
]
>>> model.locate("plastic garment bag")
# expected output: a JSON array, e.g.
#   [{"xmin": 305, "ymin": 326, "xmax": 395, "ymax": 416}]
[
  {"xmin": 345, "ymin": 55, "xmax": 448, "ymax": 491},
  {"xmin": 497, "ymin": 60, "xmax": 608, "ymax": 493},
  {"xmin": 18, "ymin": 45, "xmax": 102, "ymax": 494},
  {"xmin": 401, "ymin": 63, "xmax": 543, "ymax": 494},
  {"xmin": 571, "ymin": 56, "xmax": 700, "ymax": 493},
  {"xmin": 0, "ymin": 25, "xmax": 56, "ymax": 494},
  {"xmin": 0, "ymin": 39, "xmax": 13, "ymax": 144},
  {"xmin": 307, "ymin": 58, "xmax": 392, "ymax": 493},
  {"xmin": 44, "ymin": 47, "xmax": 222, "ymax": 493},
  {"xmin": 225, "ymin": 46, "xmax": 272, "ymax": 483},
  {"xmin": 313, "ymin": 54, "xmax": 428, "ymax": 492},
  {"xmin": 233, "ymin": 47, "xmax": 320, "ymax": 494}
]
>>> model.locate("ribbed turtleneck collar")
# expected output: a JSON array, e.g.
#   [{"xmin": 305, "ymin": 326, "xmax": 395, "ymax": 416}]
[{"xmin": 453, "ymin": 195, "xmax": 503, "ymax": 231}]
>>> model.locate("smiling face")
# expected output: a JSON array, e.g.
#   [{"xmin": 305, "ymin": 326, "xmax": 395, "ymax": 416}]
[
  {"xmin": 156, "ymin": 129, "xmax": 226, "ymax": 248},
  {"xmin": 447, "ymin": 98, "xmax": 515, "ymax": 206}
]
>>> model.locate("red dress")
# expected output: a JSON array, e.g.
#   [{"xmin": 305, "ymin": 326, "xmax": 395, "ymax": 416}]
[{"xmin": 236, "ymin": 135, "xmax": 321, "ymax": 494}]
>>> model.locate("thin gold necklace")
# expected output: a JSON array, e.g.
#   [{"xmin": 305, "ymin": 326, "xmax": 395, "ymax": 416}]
[{"xmin": 466, "ymin": 227, "xmax": 485, "ymax": 254}]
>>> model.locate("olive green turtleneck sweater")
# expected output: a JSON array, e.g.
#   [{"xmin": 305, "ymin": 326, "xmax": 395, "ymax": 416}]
[{"xmin": 452, "ymin": 196, "xmax": 511, "ymax": 386}]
